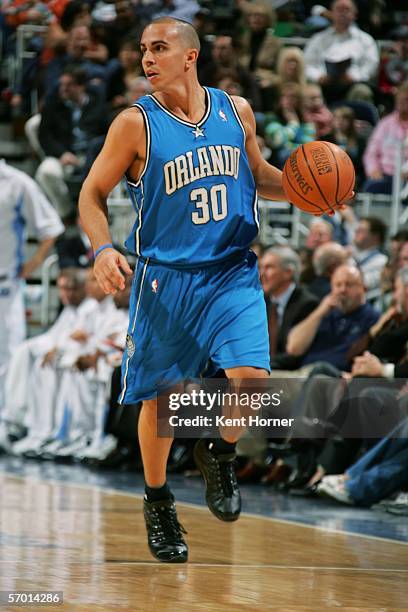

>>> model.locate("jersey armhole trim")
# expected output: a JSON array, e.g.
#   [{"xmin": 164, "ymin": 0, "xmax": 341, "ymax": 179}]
[
  {"xmin": 223, "ymin": 92, "xmax": 247, "ymax": 140},
  {"xmin": 126, "ymin": 103, "xmax": 151, "ymax": 188}
]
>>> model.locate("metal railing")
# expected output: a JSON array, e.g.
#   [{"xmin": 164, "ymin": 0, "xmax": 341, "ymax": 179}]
[
  {"xmin": 12, "ymin": 24, "xmax": 48, "ymax": 112},
  {"xmin": 40, "ymin": 253, "xmax": 59, "ymax": 327},
  {"xmin": 37, "ymin": 140, "xmax": 408, "ymax": 327},
  {"xmin": 105, "ymin": 188, "xmax": 405, "ymax": 251}
]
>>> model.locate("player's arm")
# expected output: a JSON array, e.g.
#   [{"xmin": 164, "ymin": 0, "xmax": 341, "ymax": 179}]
[
  {"xmin": 231, "ymin": 95, "xmax": 286, "ymax": 201},
  {"xmin": 78, "ymin": 108, "xmax": 144, "ymax": 294}
]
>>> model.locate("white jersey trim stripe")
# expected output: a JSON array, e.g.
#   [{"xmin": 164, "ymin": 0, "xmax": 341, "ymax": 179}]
[
  {"xmin": 253, "ymin": 191, "xmax": 259, "ymax": 229},
  {"xmin": 130, "ymin": 103, "xmax": 151, "ymax": 188},
  {"xmin": 135, "ymin": 180, "xmax": 145, "ymax": 257},
  {"xmin": 119, "ymin": 257, "xmax": 149, "ymax": 404},
  {"xmin": 223, "ymin": 92, "xmax": 246, "ymax": 140},
  {"xmin": 147, "ymin": 87, "xmax": 211, "ymax": 128}
]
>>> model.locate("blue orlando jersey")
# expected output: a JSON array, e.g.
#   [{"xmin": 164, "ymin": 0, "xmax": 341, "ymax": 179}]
[{"xmin": 125, "ymin": 87, "xmax": 258, "ymax": 266}]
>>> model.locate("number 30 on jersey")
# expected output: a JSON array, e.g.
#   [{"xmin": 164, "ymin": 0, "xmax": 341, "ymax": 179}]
[{"xmin": 190, "ymin": 184, "xmax": 228, "ymax": 225}]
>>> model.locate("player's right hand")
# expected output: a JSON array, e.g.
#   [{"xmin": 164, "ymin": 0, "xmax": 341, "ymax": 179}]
[{"xmin": 94, "ymin": 248, "xmax": 133, "ymax": 295}]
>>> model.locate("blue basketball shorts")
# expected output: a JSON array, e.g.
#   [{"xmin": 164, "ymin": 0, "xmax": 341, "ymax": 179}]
[{"xmin": 119, "ymin": 249, "xmax": 270, "ymax": 404}]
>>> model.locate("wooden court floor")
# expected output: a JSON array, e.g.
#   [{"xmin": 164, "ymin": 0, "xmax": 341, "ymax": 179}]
[{"xmin": 0, "ymin": 473, "xmax": 407, "ymax": 611}]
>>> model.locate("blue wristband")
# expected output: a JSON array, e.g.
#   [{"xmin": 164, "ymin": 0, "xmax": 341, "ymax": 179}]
[{"xmin": 94, "ymin": 243, "xmax": 113, "ymax": 259}]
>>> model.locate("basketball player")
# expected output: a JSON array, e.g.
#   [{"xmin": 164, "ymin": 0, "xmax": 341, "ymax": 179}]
[{"xmin": 79, "ymin": 18, "xmax": 343, "ymax": 563}]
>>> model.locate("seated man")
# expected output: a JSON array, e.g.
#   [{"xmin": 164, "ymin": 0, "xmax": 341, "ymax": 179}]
[
  {"xmin": 260, "ymin": 246, "xmax": 319, "ymax": 370},
  {"xmin": 307, "ymin": 242, "xmax": 348, "ymax": 300},
  {"xmin": 51, "ymin": 274, "xmax": 131, "ymax": 462},
  {"xmin": 247, "ymin": 264, "xmax": 378, "ymax": 485},
  {"xmin": 304, "ymin": 0, "xmax": 379, "ymax": 103},
  {"xmin": 285, "ymin": 266, "xmax": 408, "ymax": 491},
  {"xmin": 30, "ymin": 269, "xmax": 129, "ymax": 461},
  {"xmin": 317, "ymin": 411, "xmax": 408, "ymax": 507},
  {"xmin": 351, "ymin": 216, "xmax": 388, "ymax": 300},
  {"xmin": 36, "ymin": 65, "xmax": 109, "ymax": 218},
  {"xmin": 287, "ymin": 264, "xmax": 379, "ymax": 372},
  {"xmin": 236, "ymin": 246, "xmax": 318, "ymax": 482},
  {"xmin": 0, "ymin": 267, "xmax": 93, "ymax": 452}
]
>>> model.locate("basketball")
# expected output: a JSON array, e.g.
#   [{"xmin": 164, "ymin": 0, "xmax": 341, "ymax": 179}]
[{"xmin": 282, "ymin": 141, "xmax": 355, "ymax": 215}]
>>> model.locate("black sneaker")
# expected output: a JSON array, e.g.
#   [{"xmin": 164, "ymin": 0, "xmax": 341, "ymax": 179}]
[
  {"xmin": 193, "ymin": 439, "xmax": 241, "ymax": 522},
  {"xmin": 143, "ymin": 497, "xmax": 188, "ymax": 563}
]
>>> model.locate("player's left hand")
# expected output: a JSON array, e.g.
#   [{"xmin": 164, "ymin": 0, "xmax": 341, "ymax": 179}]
[{"xmin": 313, "ymin": 191, "xmax": 355, "ymax": 217}]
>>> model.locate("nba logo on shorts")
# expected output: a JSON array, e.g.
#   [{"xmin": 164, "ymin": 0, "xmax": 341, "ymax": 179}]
[
  {"xmin": 219, "ymin": 109, "xmax": 227, "ymax": 122},
  {"xmin": 152, "ymin": 279, "xmax": 159, "ymax": 293},
  {"xmin": 126, "ymin": 334, "xmax": 135, "ymax": 357}
]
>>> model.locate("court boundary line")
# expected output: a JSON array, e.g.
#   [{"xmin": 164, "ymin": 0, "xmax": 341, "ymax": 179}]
[
  {"xmin": 0, "ymin": 558, "xmax": 406, "ymax": 572},
  {"xmin": 1, "ymin": 470, "xmax": 407, "ymax": 548}
]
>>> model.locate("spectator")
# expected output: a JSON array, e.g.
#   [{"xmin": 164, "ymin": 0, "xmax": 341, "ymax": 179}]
[
  {"xmin": 243, "ymin": 263, "xmax": 378, "ymax": 486},
  {"xmin": 299, "ymin": 246, "xmax": 314, "ymax": 284},
  {"xmin": 276, "ymin": 46, "xmax": 306, "ymax": 89},
  {"xmin": 304, "ymin": 219, "xmax": 333, "ymax": 250},
  {"xmin": 194, "ymin": 8, "xmax": 214, "ymax": 81},
  {"xmin": 317, "ymin": 414, "xmax": 408, "ymax": 507},
  {"xmin": 200, "ymin": 34, "xmax": 262, "ymax": 111},
  {"xmin": 3, "ymin": 0, "xmax": 59, "ymax": 28},
  {"xmin": 12, "ymin": 268, "xmax": 123, "ymax": 457},
  {"xmin": 90, "ymin": 0, "xmax": 142, "ymax": 59},
  {"xmin": 54, "ymin": 274, "xmax": 131, "ymax": 462},
  {"xmin": 43, "ymin": 25, "xmax": 107, "ymax": 99},
  {"xmin": 264, "ymin": 83, "xmax": 315, "ymax": 168},
  {"xmin": 304, "ymin": 0, "xmax": 379, "ymax": 103},
  {"xmin": 324, "ymin": 205, "xmax": 358, "ymax": 246},
  {"xmin": 290, "ymin": 266, "xmax": 408, "ymax": 491},
  {"xmin": 302, "ymin": 83, "xmax": 333, "ymax": 139},
  {"xmin": 363, "ymin": 81, "xmax": 408, "ymax": 195},
  {"xmin": 36, "ymin": 65, "xmax": 109, "ymax": 218},
  {"xmin": 331, "ymin": 106, "xmax": 367, "ymax": 186},
  {"xmin": 287, "ymin": 264, "xmax": 379, "ymax": 372},
  {"xmin": 0, "ymin": 267, "xmax": 91, "ymax": 453},
  {"xmin": 217, "ymin": 72, "xmax": 244, "ymax": 98},
  {"xmin": 399, "ymin": 241, "xmax": 408, "ymax": 269},
  {"xmin": 351, "ymin": 216, "xmax": 388, "ymax": 297},
  {"xmin": 308, "ymin": 242, "xmax": 348, "ymax": 299},
  {"xmin": 109, "ymin": 76, "xmax": 151, "ymax": 119},
  {"xmin": 236, "ymin": 246, "xmax": 318, "ymax": 483},
  {"xmin": 55, "ymin": 212, "xmax": 93, "ymax": 268},
  {"xmin": 0, "ymin": 160, "xmax": 64, "ymax": 413},
  {"xmin": 105, "ymin": 37, "xmax": 143, "ymax": 112},
  {"xmin": 382, "ymin": 25, "xmax": 408, "ymax": 93},
  {"xmin": 259, "ymin": 247, "xmax": 319, "ymax": 370},
  {"xmin": 239, "ymin": 2, "xmax": 281, "ymax": 107},
  {"xmin": 148, "ymin": 0, "xmax": 200, "ymax": 23},
  {"xmin": 375, "ymin": 231, "xmax": 408, "ymax": 311}
]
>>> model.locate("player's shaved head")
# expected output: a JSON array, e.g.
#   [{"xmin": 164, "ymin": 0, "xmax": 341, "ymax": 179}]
[{"xmin": 145, "ymin": 17, "xmax": 200, "ymax": 53}]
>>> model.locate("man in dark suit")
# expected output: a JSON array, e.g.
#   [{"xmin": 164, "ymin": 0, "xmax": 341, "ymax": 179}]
[
  {"xmin": 236, "ymin": 246, "xmax": 318, "ymax": 482},
  {"xmin": 36, "ymin": 65, "xmax": 109, "ymax": 218},
  {"xmin": 260, "ymin": 246, "xmax": 319, "ymax": 370}
]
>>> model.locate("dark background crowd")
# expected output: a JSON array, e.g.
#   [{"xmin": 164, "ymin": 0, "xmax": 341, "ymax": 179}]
[{"xmin": 0, "ymin": 0, "xmax": 407, "ymax": 515}]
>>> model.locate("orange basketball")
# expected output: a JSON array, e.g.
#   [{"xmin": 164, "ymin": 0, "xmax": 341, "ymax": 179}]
[{"xmin": 282, "ymin": 141, "xmax": 355, "ymax": 215}]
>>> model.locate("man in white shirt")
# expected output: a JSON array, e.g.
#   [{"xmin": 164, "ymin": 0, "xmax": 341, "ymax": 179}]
[
  {"xmin": 304, "ymin": 0, "xmax": 379, "ymax": 103},
  {"xmin": 0, "ymin": 268, "xmax": 97, "ymax": 452},
  {"xmin": 32, "ymin": 269, "xmax": 128, "ymax": 459},
  {"xmin": 0, "ymin": 160, "xmax": 64, "ymax": 412}
]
